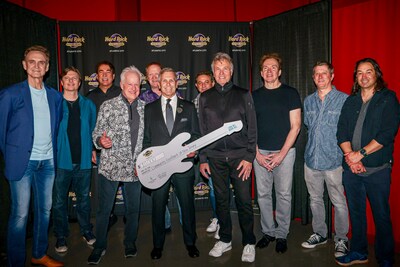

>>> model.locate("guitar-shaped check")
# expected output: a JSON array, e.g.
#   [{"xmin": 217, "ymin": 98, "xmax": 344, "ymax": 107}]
[{"xmin": 136, "ymin": 120, "xmax": 243, "ymax": 189}]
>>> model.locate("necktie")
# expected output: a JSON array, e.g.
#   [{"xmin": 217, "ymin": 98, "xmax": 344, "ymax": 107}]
[{"xmin": 166, "ymin": 99, "xmax": 174, "ymax": 134}]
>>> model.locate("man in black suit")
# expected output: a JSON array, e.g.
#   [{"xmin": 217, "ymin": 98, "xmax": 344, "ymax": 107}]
[{"xmin": 143, "ymin": 67, "xmax": 200, "ymax": 260}]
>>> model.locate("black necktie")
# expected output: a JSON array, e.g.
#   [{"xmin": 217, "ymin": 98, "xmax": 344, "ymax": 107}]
[{"xmin": 166, "ymin": 99, "xmax": 174, "ymax": 134}]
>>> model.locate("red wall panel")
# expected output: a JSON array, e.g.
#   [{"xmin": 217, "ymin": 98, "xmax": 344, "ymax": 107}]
[{"xmin": 332, "ymin": 0, "xmax": 400, "ymax": 249}]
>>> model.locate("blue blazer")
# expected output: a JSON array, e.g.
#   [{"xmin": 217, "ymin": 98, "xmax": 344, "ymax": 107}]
[{"xmin": 0, "ymin": 80, "xmax": 63, "ymax": 181}]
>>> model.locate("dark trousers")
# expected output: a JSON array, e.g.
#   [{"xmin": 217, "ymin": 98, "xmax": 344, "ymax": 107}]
[
  {"xmin": 343, "ymin": 168, "xmax": 394, "ymax": 265},
  {"xmin": 209, "ymin": 157, "xmax": 256, "ymax": 245},
  {"xmin": 152, "ymin": 170, "xmax": 196, "ymax": 249},
  {"xmin": 94, "ymin": 174, "xmax": 141, "ymax": 250}
]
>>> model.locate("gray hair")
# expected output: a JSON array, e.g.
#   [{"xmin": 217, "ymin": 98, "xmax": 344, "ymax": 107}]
[
  {"xmin": 160, "ymin": 67, "xmax": 177, "ymax": 80},
  {"xmin": 120, "ymin": 65, "xmax": 143, "ymax": 84},
  {"xmin": 211, "ymin": 52, "xmax": 234, "ymax": 73}
]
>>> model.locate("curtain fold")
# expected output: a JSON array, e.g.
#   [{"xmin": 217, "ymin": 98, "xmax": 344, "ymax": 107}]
[{"xmin": 252, "ymin": 1, "xmax": 331, "ymax": 227}]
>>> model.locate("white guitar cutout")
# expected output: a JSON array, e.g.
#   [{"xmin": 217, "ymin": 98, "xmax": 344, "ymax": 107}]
[{"xmin": 136, "ymin": 120, "xmax": 243, "ymax": 189}]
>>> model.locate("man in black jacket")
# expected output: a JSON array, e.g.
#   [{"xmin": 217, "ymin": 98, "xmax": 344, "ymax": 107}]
[
  {"xmin": 143, "ymin": 68, "xmax": 200, "ymax": 260},
  {"xmin": 336, "ymin": 58, "xmax": 399, "ymax": 267},
  {"xmin": 198, "ymin": 52, "xmax": 257, "ymax": 263}
]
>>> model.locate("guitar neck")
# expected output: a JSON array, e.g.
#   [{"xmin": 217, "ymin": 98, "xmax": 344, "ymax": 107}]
[{"xmin": 184, "ymin": 125, "xmax": 230, "ymax": 153}]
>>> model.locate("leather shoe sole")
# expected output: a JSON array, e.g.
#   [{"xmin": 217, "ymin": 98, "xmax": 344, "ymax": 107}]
[
  {"xmin": 275, "ymin": 238, "xmax": 288, "ymax": 253},
  {"xmin": 31, "ymin": 255, "xmax": 64, "ymax": 267},
  {"xmin": 256, "ymin": 235, "xmax": 275, "ymax": 249},
  {"xmin": 187, "ymin": 245, "xmax": 200, "ymax": 258},
  {"xmin": 151, "ymin": 248, "xmax": 162, "ymax": 259}
]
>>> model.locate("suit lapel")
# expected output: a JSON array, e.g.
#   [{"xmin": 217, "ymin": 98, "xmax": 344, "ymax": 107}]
[
  {"xmin": 172, "ymin": 99, "xmax": 185, "ymax": 136},
  {"xmin": 22, "ymin": 81, "xmax": 34, "ymax": 128},
  {"xmin": 45, "ymin": 86, "xmax": 57, "ymax": 139}
]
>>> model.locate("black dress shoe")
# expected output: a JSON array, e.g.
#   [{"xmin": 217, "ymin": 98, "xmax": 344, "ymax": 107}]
[
  {"xmin": 275, "ymin": 238, "xmax": 287, "ymax": 253},
  {"xmin": 186, "ymin": 245, "xmax": 200, "ymax": 258},
  {"xmin": 151, "ymin": 248, "xmax": 162, "ymax": 259},
  {"xmin": 256, "ymin": 234, "xmax": 275, "ymax": 249}
]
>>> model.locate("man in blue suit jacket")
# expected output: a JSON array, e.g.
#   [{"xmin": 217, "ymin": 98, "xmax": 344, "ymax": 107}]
[{"xmin": 0, "ymin": 45, "xmax": 63, "ymax": 267}]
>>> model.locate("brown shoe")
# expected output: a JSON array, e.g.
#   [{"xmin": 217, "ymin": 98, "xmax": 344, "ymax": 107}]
[{"xmin": 31, "ymin": 255, "xmax": 64, "ymax": 267}]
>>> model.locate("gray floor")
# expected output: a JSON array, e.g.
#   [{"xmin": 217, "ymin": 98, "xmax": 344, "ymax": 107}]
[{"xmin": 26, "ymin": 209, "xmax": 398, "ymax": 267}]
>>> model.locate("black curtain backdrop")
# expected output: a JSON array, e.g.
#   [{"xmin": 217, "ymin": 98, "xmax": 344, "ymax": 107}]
[
  {"xmin": 58, "ymin": 21, "xmax": 251, "ymax": 100},
  {"xmin": 58, "ymin": 21, "xmax": 252, "ymax": 214},
  {"xmin": 252, "ymin": 1, "xmax": 331, "ymax": 226},
  {"xmin": 0, "ymin": 1, "xmax": 58, "ymax": 89}
]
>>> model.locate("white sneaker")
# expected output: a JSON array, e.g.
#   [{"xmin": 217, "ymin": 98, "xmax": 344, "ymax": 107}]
[
  {"xmin": 241, "ymin": 244, "xmax": 255, "ymax": 262},
  {"xmin": 214, "ymin": 224, "xmax": 220, "ymax": 240},
  {"xmin": 209, "ymin": 241, "xmax": 232, "ymax": 257},
  {"xmin": 206, "ymin": 218, "xmax": 218, "ymax": 233}
]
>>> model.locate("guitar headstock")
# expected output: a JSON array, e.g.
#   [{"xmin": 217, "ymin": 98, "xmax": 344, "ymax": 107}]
[{"xmin": 223, "ymin": 120, "xmax": 243, "ymax": 135}]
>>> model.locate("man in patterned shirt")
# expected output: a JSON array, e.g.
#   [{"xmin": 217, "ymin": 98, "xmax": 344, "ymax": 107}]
[{"xmin": 87, "ymin": 65, "xmax": 146, "ymax": 265}]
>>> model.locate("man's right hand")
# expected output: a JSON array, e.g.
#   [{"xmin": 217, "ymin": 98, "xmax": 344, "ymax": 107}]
[
  {"xmin": 99, "ymin": 131, "xmax": 112, "ymax": 148},
  {"xmin": 200, "ymin": 163, "xmax": 211, "ymax": 179}
]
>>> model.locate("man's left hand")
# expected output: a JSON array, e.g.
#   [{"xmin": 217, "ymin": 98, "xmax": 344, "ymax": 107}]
[{"xmin": 237, "ymin": 160, "xmax": 252, "ymax": 181}]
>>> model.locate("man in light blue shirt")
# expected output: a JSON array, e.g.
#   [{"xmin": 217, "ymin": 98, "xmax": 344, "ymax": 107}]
[
  {"xmin": 0, "ymin": 45, "xmax": 63, "ymax": 266},
  {"xmin": 302, "ymin": 61, "xmax": 349, "ymax": 258}
]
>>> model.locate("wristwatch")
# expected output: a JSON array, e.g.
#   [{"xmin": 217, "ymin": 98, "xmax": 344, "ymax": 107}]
[{"xmin": 359, "ymin": 148, "xmax": 368, "ymax": 157}]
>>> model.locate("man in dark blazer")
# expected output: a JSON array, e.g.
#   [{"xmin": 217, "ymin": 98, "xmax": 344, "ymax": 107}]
[
  {"xmin": 0, "ymin": 45, "xmax": 63, "ymax": 267},
  {"xmin": 143, "ymin": 67, "xmax": 200, "ymax": 260}
]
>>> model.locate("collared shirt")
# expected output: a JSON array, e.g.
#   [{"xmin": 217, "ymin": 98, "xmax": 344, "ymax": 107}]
[
  {"xmin": 140, "ymin": 88, "xmax": 183, "ymax": 104},
  {"xmin": 121, "ymin": 94, "xmax": 140, "ymax": 157},
  {"xmin": 139, "ymin": 88, "xmax": 160, "ymax": 103},
  {"xmin": 304, "ymin": 86, "xmax": 348, "ymax": 170},
  {"xmin": 161, "ymin": 94, "xmax": 177, "ymax": 122}
]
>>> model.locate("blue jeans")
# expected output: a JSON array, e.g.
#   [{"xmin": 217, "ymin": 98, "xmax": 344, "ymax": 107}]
[
  {"xmin": 208, "ymin": 177, "xmax": 217, "ymax": 218},
  {"xmin": 94, "ymin": 174, "xmax": 141, "ymax": 250},
  {"xmin": 53, "ymin": 165, "xmax": 92, "ymax": 238},
  {"xmin": 343, "ymin": 168, "xmax": 394, "ymax": 265},
  {"xmin": 7, "ymin": 159, "xmax": 55, "ymax": 267}
]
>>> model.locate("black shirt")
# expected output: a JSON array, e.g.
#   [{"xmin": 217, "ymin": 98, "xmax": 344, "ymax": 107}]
[
  {"xmin": 86, "ymin": 85, "xmax": 121, "ymax": 116},
  {"xmin": 66, "ymin": 97, "xmax": 81, "ymax": 164}
]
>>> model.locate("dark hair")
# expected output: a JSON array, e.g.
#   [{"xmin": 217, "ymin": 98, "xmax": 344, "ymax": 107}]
[
  {"xmin": 24, "ymin": 45, "xmax": 50, "ymax": 62},
  {"xmin": 313, "ymin": 61, "xmax": 334, "ymax": 75},
  {"xmin": 195, "ymin": 70, "xmax": 214, "ymax": 83},
  {"xmin": 95, "ymin": 61, "xmax": 115, "ymax": 74},
  {"xmin": 60, "ymin": 66, "xmax": 81, "ymax": 81},
  {"xmin": 259, "ymin": 52, "xmax": 282, "ymax": 72},
  {"xmin": 351, "ymin": 58, "xmax": 386, "ymax": 95}
]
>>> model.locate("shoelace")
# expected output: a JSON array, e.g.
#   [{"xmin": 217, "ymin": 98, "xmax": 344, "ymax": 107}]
[
  {"xmin": 308, "ymin": 234, "xmax": 321, "ymax": 243},
  {"xmin": 335, "ymin": 240, "xmax": 348, "ymax": 251},
  {"xmin": 244, "ymin": 245, "xmax": 254, "ymax": 253}
]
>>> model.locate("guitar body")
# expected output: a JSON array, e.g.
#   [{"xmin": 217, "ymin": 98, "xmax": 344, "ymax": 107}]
[
  {"xmin": 136, "ymin": 120, "xmax": 243, "ymax": 189},
  {"xmin": 136, "ymin": 132, "xmax": 194, "ymax": 189}
]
